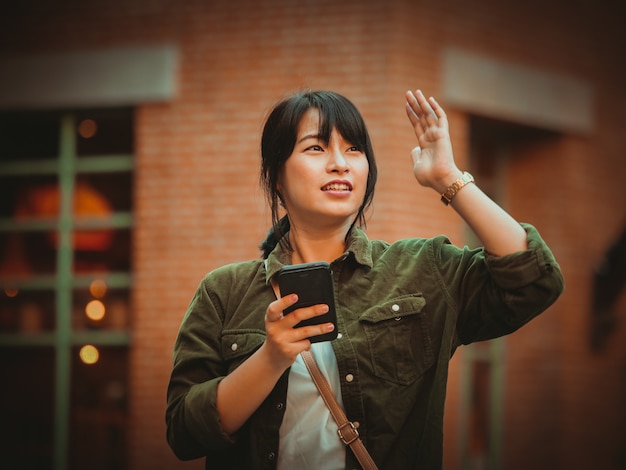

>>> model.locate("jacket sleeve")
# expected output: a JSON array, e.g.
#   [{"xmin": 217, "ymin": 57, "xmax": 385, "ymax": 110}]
[
  {"xmin": 165, "ymin": 273, "xmax": 235, "ymax": 460},
  {"xmin": 437, "ymin": 223, "xmax": 565, "ymax": 345}
]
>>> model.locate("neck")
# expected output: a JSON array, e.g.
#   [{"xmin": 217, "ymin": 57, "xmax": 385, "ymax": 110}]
[{"xmin": 288, "ymin": 224, "xmax": 351, "ymax": 264}]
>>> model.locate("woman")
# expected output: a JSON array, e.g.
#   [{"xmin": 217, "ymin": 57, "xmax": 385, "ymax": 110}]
[{"xmin": 166, "ymin": 89, "xmax": 564, "ymax": 469}]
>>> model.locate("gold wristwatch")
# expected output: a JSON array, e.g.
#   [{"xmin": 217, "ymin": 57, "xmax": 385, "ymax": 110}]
[{"xmin": 440, "ymin": 171, "xmax": 474, "ymax": 206}]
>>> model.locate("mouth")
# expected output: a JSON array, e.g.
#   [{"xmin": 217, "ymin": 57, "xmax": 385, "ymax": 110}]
[{"xmin": 321, "ymin": 182, "xmax": 353, "ymax": 192}]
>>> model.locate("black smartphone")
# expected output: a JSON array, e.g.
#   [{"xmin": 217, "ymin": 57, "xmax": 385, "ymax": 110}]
[{"xmin": 276, "ymin": 261, "xmax": 338, "ymax": 343}]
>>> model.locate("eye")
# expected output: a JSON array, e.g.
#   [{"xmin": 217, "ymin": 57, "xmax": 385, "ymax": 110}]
[
  {"xmin": 306, "ymin": 145, "xmax": 324, "ymax": 152},
  {"xmin": 347, "ymin": 146, "xmax": 365, "ymax": 155}
]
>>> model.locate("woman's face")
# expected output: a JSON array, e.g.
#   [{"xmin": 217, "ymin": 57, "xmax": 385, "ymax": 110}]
[{"xmin": 278, "ymin": 108, "xmax": 369, "ymax": 230}]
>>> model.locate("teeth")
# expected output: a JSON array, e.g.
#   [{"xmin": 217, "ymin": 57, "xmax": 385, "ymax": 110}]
[{"xmin": 323, "ymin": 183, "xmax": 351, "ymax": 191}]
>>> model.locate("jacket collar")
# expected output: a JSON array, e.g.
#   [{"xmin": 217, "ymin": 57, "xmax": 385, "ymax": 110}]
[{"xmin": 264, "ymin": 227, "xmax": 373, "ymax": 285}]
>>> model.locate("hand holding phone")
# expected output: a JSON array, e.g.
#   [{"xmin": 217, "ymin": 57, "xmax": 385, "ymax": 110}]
[{"xmin": 276, "ymin": 262, "xmax": 338, "ymax": 343}]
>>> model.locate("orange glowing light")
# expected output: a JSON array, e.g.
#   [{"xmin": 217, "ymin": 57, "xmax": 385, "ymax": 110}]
[
  {"xmin": 4, "ymin": 286, "xmax": 19, "ymax": 298},
  {"xmin": 14, "ymin": 181, "xmax": 113, "ymax": 251},
  {"xmin": 85, "ymin": 299, "xmax": 105, "ymax": 321},
  {"xmin": 89, "ymin": 279, "xmax": 107, "ymax": 298},
  {"xmin": 78, "ymin": 119, "xmax": 98, "ymax": 139}
]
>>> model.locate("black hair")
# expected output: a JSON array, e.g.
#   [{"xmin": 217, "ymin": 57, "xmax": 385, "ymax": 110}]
[{"xmin": 259, "ymin": 90, "xmax": 378, "ymax": 258}]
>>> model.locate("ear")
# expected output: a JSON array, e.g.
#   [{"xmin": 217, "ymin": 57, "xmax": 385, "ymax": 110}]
[{"xmin": 276, "ymin": 170, "xmax": 284, "ymax": 193}]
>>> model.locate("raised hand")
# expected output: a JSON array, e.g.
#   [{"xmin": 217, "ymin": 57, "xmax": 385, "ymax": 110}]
[{"xmin": 405, "ymin": 90, "xmax": 461, "ymax": 192}]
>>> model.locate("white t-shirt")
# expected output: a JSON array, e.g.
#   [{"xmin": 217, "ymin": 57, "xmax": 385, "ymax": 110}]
[{"xmin": 277, "ymin": 341, "xmax": 345, "ymax": 469}]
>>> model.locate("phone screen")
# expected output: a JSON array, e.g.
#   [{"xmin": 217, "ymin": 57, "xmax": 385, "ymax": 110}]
[{"xmin": 276, "ymin": 262, "xmax": 338, "ymax": 342}]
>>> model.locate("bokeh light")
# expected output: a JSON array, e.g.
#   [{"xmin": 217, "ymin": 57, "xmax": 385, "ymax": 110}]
[
  {"xmin": 79, "ymin": 344, "xmax": 99, "ymax": 365},
  {"xmin": 4, "ymin": 286, "xmax": 19, "ymax": 298},
  {"xmin": 85, "ymin": 299, "xmax": 105, "ymax": 321},
  {"xmin": 78, "ymin": 119, "xmax": 97, "ymax": 139},
  {"xmin": 89, "ymin": 279, "xmax": 107, "ymax": 298}
]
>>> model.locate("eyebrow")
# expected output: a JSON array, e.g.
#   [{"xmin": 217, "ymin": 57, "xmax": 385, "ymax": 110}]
[{"xmin": 296, "ymin": 133, "xmax": 321, "ymax": 145}]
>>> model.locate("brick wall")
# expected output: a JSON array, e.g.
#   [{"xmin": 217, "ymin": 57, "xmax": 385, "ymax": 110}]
[{"xmin": 2, "ymin": 0, "xmax": 625, "ymax": 468}]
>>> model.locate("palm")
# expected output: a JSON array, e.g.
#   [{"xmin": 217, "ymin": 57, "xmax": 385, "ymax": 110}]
[{"xmin": 405, "ymin": 90, "xmax": 458, "ymax": 190}]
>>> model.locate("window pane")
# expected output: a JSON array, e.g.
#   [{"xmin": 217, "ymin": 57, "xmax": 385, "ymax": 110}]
[
  {"xmin": 73, "ymin": 228, "xmax": 131, "ymax": 273},
  {"xmin": 0, "ymin": 288, "xmax": 56, "ymax": 333},
  {"xmin": 70, "ymin": 345, "xmax": 128, "ymax": 470},
  {"xmin": 1, "ymin": 174, "xmax": 60, "ymax": 278},
  {"xmin": 72, "ymin": 287, "xmax": 130, "ymax": 331},
  {"xmin": 76, "ymin": 109, "xmax": 133, "ymax": 157},
  {"xmin": 76, "ymin": 173, "xmax": 133, "ymax": 213},
  {"xmin": 469, "ymin": 360, "xmax": 491, "ymax": 462},
  {"xmin": 1, "ymin": 174, "xmax": 59, "ymax": 220},
  {"xmin": 0, "ymin": 112, "xmax": 60, "ymax": 162},
  {"xmin": 0, "ymin": 347, "xmax": 55, "ymax": 469},
  {"xmin": 0, "ymin": 230, "xmax": 57, "ymax": 277}
]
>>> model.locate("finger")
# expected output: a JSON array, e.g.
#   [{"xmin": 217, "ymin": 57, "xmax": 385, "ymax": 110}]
[
  {"xmin": 405, "ymin": 100, "xmax": 418, "ymax": 124},
  {"xmin": 405, "ymin": 92, "xmax": 427, "ymax": 137},
  {"xmin": 407, "ymin": 90, "xmax": 433, "ymax": 134},
  {"xmin": 410, "ymin": 146, "xmax": 422, "ymax": 164},
  {"xmin": 294, "ymin": 322, "xmax": 335, "ymax": 340},
  {"xmin": 282, "ymin": 303, "xmax": 329, "ymax": 328},
  {"xmin": 265, "ymin": 294, "xmax": 298, "ymax": 323},
  {"xmin": 405, "ymin": 103, "xmax": 425, "ymax": 136},
  {"xmin": 414, "ymin": 90, "xmax": 439, "ymax": 126},
  {"xmin": 428, "ymin": 96, "xmax": 448, "ymax": 124},
  {"xmin": 405, "ymin": 90, "xmax": 423, "ymax": 120}
]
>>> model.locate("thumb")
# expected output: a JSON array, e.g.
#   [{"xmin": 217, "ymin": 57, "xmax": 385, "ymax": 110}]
[{"xmin": 410, "ymin": 146, "xmax": 421, "ymax": 165}]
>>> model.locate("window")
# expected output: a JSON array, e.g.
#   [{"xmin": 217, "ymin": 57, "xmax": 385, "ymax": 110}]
[
  {"xmin": 458, "ymin": 115, "xmax": 558, "ymax": 470},
  {"xmin": 0, "ymin": 108, "xmax": 133, "ymax": 469}
]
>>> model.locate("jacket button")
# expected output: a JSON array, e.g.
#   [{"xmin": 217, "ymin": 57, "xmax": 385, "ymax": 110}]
[
  {"xmin": 268, "ymin": 452, "xmax": 276, "ymax": 461},
  {"xmin": 276, "ymin": 402, "xmax": 284, "ymax": 410},
  {"xmin": 345, "ymin": 374, "xmax": 354, "ymax": 383},
  {"xmin": 391, "ymin": 303, "xmax": 400, "ymax": 312},
  {"xmin": 231, "ymin": 343, "xmax": 238, "ymax": 351}
]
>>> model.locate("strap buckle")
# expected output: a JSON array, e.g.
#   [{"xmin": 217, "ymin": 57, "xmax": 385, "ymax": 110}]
[{"xmin": 337, "ymin": 421, "xmax": 359, "ymax": 445}]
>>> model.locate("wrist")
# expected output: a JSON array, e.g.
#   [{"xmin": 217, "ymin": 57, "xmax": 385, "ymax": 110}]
[
  {"xmin": 440, "ymin": 171, "xmax": 474, "ymax": 206},
  {"xmin": 430, "ymin": 168, "xmax": 464, "ymax": 193},
  {"xmin": 258, "ymin": 341, "xmax": 296, "ymax": 374}
]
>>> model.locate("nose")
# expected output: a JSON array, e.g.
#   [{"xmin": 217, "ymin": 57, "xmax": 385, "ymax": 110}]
[{"xmin": 327, "ymin": 147, "xmax": 349, "ymax": 173}]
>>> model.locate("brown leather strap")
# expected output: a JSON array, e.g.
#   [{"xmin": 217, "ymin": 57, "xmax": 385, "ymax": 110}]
[
  {"xmin": 268, "ymin": 276, "xmax": 378, "ymax": 469},
  {"xmin": 300, "ymin": 350, "xmax": 379, "ymax": 470},
  {"xmin": 265, "ymin": 278, "xmax": 378, "ymax": 470}
]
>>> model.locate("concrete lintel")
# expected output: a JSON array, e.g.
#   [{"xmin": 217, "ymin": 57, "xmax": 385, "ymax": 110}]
[
  {"xmin": 442, "ymin": 48, "xmax": 593, "ymax": 135},
  {"xmin": 0, "ymin": 44, "xmax": 178, "ymax": 110}
]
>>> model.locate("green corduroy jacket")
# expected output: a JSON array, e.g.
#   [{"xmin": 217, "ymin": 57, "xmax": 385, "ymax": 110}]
[{"xmin": 166, "ymin": 224, "xmax": 564, "ymax": 470}]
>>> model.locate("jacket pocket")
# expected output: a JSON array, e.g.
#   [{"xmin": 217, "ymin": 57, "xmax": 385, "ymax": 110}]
[
  {"xmin": 221, "ymin": 329, "xmax": 266, "ymax": 373},
  {"xmin": 360, "ymin": 294, "xmax": 435, "ymax": 385}
]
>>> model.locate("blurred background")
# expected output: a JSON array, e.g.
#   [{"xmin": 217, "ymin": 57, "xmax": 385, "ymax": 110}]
[{"xmin": 0, "ymin": 0, "xmax": 625, "ymax": 469}]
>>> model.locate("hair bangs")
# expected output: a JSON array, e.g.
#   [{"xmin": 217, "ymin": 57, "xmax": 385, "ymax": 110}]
[{"xmin": 309, "ymin": 92, "xmax": 368, "ymax": 151}]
